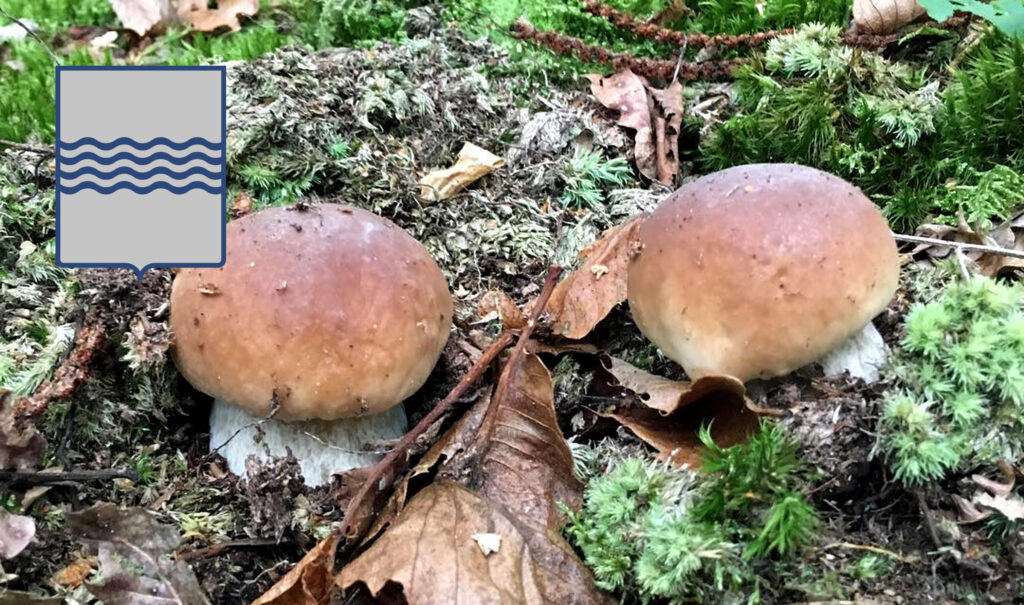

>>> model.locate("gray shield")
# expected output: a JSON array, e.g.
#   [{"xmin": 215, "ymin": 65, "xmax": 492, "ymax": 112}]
[{"xmin": 56, "ymin": 67, "xmax": 226, "ymax": 278}]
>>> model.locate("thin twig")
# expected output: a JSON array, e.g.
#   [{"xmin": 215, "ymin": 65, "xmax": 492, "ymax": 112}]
[
  {"xmin": 893, "ymin": 233, "xmax": 1024, "ymax": 261},
  {"xmin": 0, "ymin": 468, "xmax": 137, "ymax": 486},
  {"xmin": 208, "ymin": 397, "xmax": 281, "ymax": 456},
  {"xmin": 0, "ymin": 7, "xmax": 61, "ymax": 65},
  {"xmin": 0, "ymin": 140, "xmax": 53, "ymax": 155},
  {"xmin": 822, "ymin": 541, "xmax": 920, "ymax": 564}
]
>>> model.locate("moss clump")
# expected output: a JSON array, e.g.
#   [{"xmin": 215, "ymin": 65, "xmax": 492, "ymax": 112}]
[
  {"xmin": 564, "ymin": 422, "xmax": 819, "ymax": 603},
  {"xmin": 876, "ymin": 278, "xmax": 1024, "ymax": 485}
]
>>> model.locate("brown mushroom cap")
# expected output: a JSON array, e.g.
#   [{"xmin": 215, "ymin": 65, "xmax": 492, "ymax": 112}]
[
  {"xmin": 627, "ymin": 163, "xmax": 899, "ymax": 382},
  {"xmin": 170, "ymin": 204, "xmax": 453, "ymax": 421}
]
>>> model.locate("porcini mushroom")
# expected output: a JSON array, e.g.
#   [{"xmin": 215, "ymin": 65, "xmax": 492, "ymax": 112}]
[
  {"xmin": 627, "ymin": 163, "xmax": 899, "ymax": 382},
  {"xmin": 169, "ymin": 204, "xmax": 453, "ymax": 486}
]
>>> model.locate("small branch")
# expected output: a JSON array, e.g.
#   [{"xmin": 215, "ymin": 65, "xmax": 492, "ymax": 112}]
[
  {"xmin": 892, "ymin": 233, "xmax": 1024, "ymax": 261},
  {"xmin": 0, "ymin": 140, "xmax": 54, "ymax": 155},
  {"xmin": 0, "ymin": 468, "xmax": 137, "ymax": 486},
  {"xmin": 179, "ymin": 538, "xmax": 281, "ymax": 562},
  {"xmin": 337, "ymin": 331, "xmax": 515, "ymax": 541},
  {"xmin": 0, "ymin": 7, "xmax": 61, "ymax": 65},
  {"xmin": 209, "ymin": 396, "xmax": 281, "ymax": 456},
  {"xmin": 822, "ymin": 541, "xmax": 919, "ymax": 564},
  {"xmin": 511, "ymin": 20, "xmax": 746, "ymax": 82},
  {"xmin": 338, "ymin": 266, "xmax": 563, "ymax": 544}
]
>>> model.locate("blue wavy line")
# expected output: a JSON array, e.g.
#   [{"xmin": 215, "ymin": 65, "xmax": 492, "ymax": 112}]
[
  {"xmin": 57, "ymin": 181, "xmax": 224, "ymax": 195},
  {"xmin": 58, "ymin": 150, "xmax": 223, "ymax": 166},
  {"xmin": 60, "ymin": 164, "xmax": 224, "ymax": 181},
  {"xmin": 58, "ymin": 136, "xmax": 222, "ymax": 151}
]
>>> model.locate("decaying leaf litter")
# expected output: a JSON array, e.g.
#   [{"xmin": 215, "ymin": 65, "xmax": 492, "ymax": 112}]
[{"xmin": 2, "ymin": 1, "xmax": 1024, "ymax": 604}]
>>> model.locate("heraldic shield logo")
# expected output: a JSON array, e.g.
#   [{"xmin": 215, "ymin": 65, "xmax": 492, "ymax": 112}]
[{"xmin": 56, "ymin": 66, "xmax": 226, "ymax": 278}]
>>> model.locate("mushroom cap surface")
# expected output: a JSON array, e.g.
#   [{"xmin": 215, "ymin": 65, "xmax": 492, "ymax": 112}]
[
  {"xmin": 170, "ymin": 204, "xmax": 453, "ymax": 421},
  {"xmin": 626, "ymin": 163, "xmax": 899, "ymax": 382}
]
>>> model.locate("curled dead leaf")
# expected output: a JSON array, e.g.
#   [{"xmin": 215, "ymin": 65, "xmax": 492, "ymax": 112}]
[
  {"xmin": 538, "ymin": 216, "xmax": 645, "ymax": 339},
  {"xmin": 52, "ymin": 557, "xmax": 98, "ymax": 588},
  {"xmin": 418, "ymin": 142, "xmax": 505, "ymax": 203},
  {"xmin": 594, "ymin": 356, "xmax": 758, "ymax": 468},
  {"xmin": 586, "ymin": 70, "xmax": 682, "ymax": 185},
  {"xmin": 852, "ymin": 0, "xmax": 926, "ymax": 34},
  {"xmin": 913, "ymin": 211, "xmax": 1024, "ymax": 277},
  {"xmin": 599, "ymin": 355, "xmax": 746, "ymax": 416}
]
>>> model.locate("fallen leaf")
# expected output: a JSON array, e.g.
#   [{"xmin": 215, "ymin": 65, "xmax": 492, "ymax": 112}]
[
  {"xmin": 109, "ymin": 0, "xmax": 178, "ymax": 36},
  {"xmin": 476, "ymin": 290, "xmax": 526, "ymax": 330},
  {"xmin": 852, "ymin": 0, "xmax": 926, "ymax": 34},
  {"xmin": 0, "ymin": 391, "xmax": 46, "ymax": 471},
  {"xmin": 418, "ymin": 142, "xmax": 505, "ymax": 203},
  {"xmin": 0, "ymin": 510, "xmax": 35, "ymax": 559},
  {"xmin": 586, "ymin": 71, "xmax": 683, "ymax": 185},
  {"xmin": 593, "ymin": 357, "xmax": 758, "ymax": 468},
  {"xmin": 67, "ymin": 502, "xmax": 211, "ymax": 605},
  {"xmin": 974, "ymin": 492, "xmax": 1024, "ymax": 521},
  {"xmin": 251, "ymin": 532, "xmax": 339, "ymax": 605},
  {"xmin": 185, "ymin": 0, "xmax": 258, "ymax": 32},
  {"xmin": 337, "ymin": 354, "xmax": 612, "ymax": 604},
  {"xmin": 972, "ymin": 472, "xmax": 1014, "ymax": 498},
  {"xmin": 538, "ymin": 216, "xmax": 645, "ymax": 339},
  {"xmin": 599, "ymin": 355, "xmax": 746, "ymax": 415},
  {"xmin": 52, "ymin": 557, "xmax": 98, "ymax": 588}
]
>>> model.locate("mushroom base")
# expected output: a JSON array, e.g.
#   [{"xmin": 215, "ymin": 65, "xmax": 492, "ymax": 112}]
[
  {"xmin": 819, "ymin": 322, "xmax": 887, "ymax": 383},
  {"xmin": 209, "ymin": 400, "xmax": 408, "ymax": 487}
]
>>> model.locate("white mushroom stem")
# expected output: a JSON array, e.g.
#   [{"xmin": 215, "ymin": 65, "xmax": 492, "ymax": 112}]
[
  {"xmin": 819, "ymin": 322, "xmax": 888, "ymax": 383},
  {"xmin": 209, "ymin": 400, "xmax": 409, "ymax": 487}
]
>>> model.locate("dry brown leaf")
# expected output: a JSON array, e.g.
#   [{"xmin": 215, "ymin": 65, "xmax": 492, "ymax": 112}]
[
  {"xmin": 586, "ymin": 71, "xmax": 682, "ymax": 185},
  {"xmin": 185, "ymin": 0, "xmax": 258, "ymax": 32},
  {"xmin": 251, "ymin": 532, "xmax": 339, "ymax": 605},
  {"xmin": 0, "ymin": 510, "xmax": 35, "ymax": 559},
  {"xmin": 852, "ymin": 0, "xmax": 925, "ymax": 34},
  {"xmin": 477, "ymin": 290, "xmax": 526, "ymax": 330},
  {"xmin": 67, "ymin": 503, "xmax": 211, "ymax": 605},
  {"xmin": 109, "ymin": 0, "xmax": 178, "ymax": 36},
  {"xmin": 337, "ymin": 354, "xmax": 611, "ymax": 604},
  {"xmin": 646, "ymin": 80, "xmax": 683, "ymax": 186},
  {"xmin": 52, "ymin": 557, "xmax": 98, "ymax": 588},
  {"xmin": 418, "ymin": 142, "xmax": 505, "ymax": 203},
  {"xmin": 594, "ymin": 357, "xmax": 757, "ymax": 467},
  {"xmin": 231, "ymin": 191, "xmax": 253, "ymax": 218},
  {"xmin": 599, "ymin": 355, "xmax": 745, "ymax": 416},
  {"xmin": 539, "ymin": 216, "xmax": 645, "ymax": 339}
]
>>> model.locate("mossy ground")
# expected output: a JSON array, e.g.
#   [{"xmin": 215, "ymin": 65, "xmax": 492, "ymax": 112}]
[{"xmin": 1, "ymin": 1, "xmax": 1023, "ymax": 603}]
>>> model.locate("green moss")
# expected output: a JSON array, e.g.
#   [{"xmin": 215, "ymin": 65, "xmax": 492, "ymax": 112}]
[
  {"xmin": 876, "ymin": 278, "xmax": 1024, "ymax": 485},
  {"xmin": 0, "ymin": 0, "xmax": 115, "ymax": 30},
  {"xmin": 564, "ymin": 422, "xmax": 819, "ymax": 603}
]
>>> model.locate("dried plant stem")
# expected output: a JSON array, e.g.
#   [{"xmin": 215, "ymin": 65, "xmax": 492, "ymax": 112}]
[
  {"xmin": 511, "ymin": 21, "xmax": 746, "ymax": 81},
  {"xmin": 0, "ymin": 140, "xmax": 53, "ymax": 155},
  {"xmin": 0, "ymin": 468, "xmax": 137, "ymax": 485},
  {"xmin": 893, "ymin": 233, "xmax": 1024, "ymax": 261},
  {"xmin": 0, "ymin": 6, "xmax": 61, "ymax": 65}
]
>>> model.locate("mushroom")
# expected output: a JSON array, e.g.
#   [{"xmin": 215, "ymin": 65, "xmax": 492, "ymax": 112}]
[
  {"xmin": 627, "ymin": 163, "xmax": 899, "ymax": 382},
  {"xmin": 169, "ymin": 204, "xmax": 453, "ymax": 486}
]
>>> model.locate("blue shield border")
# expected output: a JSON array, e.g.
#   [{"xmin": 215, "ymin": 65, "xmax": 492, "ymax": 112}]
[{"xmin": 54, "ymin": 65, "xmax": 227, "ymax": 279}]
